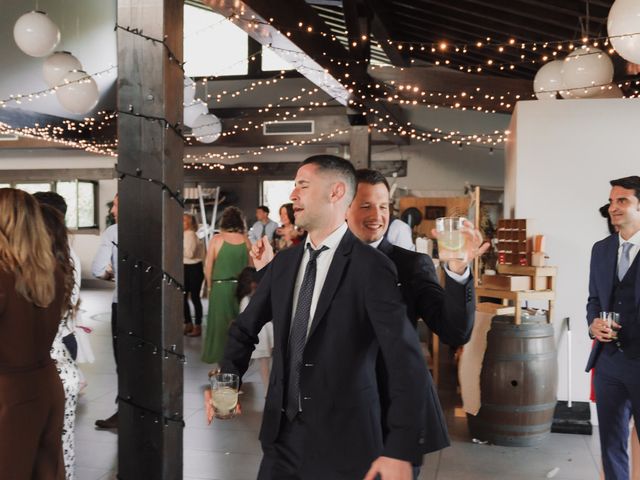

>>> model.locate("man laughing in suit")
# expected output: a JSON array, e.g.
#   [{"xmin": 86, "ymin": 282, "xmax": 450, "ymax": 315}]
[{"xmin": 346, "ymin": 168, "xmax": 486, "ymax": 478}]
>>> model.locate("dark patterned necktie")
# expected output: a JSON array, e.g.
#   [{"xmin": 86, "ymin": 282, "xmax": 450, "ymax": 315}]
[{"xmin": 285, "ymin": 244, "xmax": 328, "ymax": 420}]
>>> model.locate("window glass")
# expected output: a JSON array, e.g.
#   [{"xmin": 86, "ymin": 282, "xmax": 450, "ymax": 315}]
[
  {"xmin": 15, "ymin": 183, "xmax": 51, "ymax": 194},
  {"xmin": 184, "ymin": 5, "xmax": 248, "ymax": 77},
  {"xmin": 261, "ymin": 180, "xmax": 295, "ymax": 224},
  {"xmin": 261, "ymin": 46, "xmax": 294, "ymax": 72}
]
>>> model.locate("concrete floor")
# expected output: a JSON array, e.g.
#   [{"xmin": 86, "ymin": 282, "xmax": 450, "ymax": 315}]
[{"xmin": 73, "ymin": 287, "xmax": 602, "ymax": 480}]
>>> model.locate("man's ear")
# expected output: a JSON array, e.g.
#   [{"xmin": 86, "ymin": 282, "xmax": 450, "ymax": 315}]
[{"xmin": 329, "ymin": 181, "xmax": 346, "ymax": 204}]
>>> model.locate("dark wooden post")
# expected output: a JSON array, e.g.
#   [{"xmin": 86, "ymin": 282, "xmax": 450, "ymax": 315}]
[{"xmin": 116, "ymin": 0, "xmax": 184, "ymax": 478}]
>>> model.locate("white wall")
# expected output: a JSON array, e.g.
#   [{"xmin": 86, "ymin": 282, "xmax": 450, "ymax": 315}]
[{"xmin": 505, "ymin": 98, "xmax": 640, "ymax": 417}]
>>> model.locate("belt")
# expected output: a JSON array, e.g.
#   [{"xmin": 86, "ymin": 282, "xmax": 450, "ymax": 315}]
[{"xmin": 212, "ymin": 278, "xmax": 238, "ymax": 284}]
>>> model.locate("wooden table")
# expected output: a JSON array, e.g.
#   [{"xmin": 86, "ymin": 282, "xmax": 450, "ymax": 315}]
[{"xmin": 475, "ymin": 287, "xmax": 555, "ymax": 325}]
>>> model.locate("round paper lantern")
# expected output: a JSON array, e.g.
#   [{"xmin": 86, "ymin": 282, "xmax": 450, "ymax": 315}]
[
  {"xmin": 184, "ymin": 77, "xmax": 196, "ymax": 106},
  {"xmin": 561, "ymin": 46, "xmax": 614, "ymax": 98},
  {"xmin": 43, "ymin": 51, "xmax": 82, "ymax": 88},
  {"xmin": 192, "ymin": 114, "xmax": 222, "ymax": 144},
  {"xmin": 533, "ymin": 60, "xmax": 564, "ymax": 99},
  {"xmin": 56, "ymin": 70, "xmax": 99, "ymax": 115},
  {"xmin": 592, "ymin": 84, "xmax": 624, "ymax": 99},
  {"xmin": 183, "ymin": 101, "xmax": 208, "ymax": 127},
  {"xmin": 608, "ymin": 0, "xmax": 640, "ymax": 65},
  {"xmin": 13, "ymin": 11, "xmax": 61, "ymax": 57}
]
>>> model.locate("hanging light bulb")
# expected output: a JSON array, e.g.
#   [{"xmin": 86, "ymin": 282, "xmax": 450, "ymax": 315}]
[
  {"xmin": 43, "ymin": 51, "xmax": 83, "ymax": 88},
  {"xmin": 13, "ymin": 11, "xmax": 61, "ymax": 57}
]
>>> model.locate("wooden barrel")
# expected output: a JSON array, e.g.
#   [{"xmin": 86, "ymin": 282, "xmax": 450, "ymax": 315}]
[{"xmin": 467, "ymin": 314, "xmax": 557, "ymax": 446}]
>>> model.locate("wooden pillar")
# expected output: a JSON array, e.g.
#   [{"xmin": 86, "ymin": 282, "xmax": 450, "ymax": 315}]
[
  {"xmin": 349, "ymin": 125, "xmax": 371, "ymax": 169},
  {"xmin": 116, "ymin": 0, "xmax": 184, "ymax": 478}
]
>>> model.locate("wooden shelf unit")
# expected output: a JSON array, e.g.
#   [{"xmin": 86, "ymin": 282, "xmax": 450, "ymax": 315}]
[{"xmin": 477, "ymin": 265, "xmax": 557, "ymax": 325}]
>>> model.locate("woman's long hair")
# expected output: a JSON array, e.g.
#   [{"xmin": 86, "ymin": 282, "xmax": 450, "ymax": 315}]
[
  {"xmin": 0, "ymin": 188, "xmax": 56, "ymax": 307},
  {"xmin": 39, "ymin": 204, "xmax": 75, "ymax": 318}
]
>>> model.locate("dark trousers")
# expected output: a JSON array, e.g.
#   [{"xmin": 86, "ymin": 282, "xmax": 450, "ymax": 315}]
[
  {"xmin": 111, "ymin": 302, "xmax": 118, "ymax": 372},
  {"xmin": 258, "ymin": 416, "xmax": 305, "ymax": 480},
  {"xmin": 183, "ymin": 262, "xmax": 204, "ymax": 325},
  {"xmin": 594, "ymin": 349, "xmax": 640, "ymax": 480}
]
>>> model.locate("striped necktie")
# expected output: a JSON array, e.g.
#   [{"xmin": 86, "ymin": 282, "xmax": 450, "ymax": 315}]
[{"xmin": 618, "ymin": 242, "xmax": 633, "ymax": 281}]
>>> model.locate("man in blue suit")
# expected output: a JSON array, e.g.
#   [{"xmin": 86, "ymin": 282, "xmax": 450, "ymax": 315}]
[{"xmin": 586, "ymin": 175, "xmax": 640, "ymax": 479}]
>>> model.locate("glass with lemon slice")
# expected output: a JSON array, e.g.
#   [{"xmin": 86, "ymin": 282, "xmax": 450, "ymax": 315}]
[{"xmin": 435, "ymin": 217, "xmax": 467, "ymax": 261}]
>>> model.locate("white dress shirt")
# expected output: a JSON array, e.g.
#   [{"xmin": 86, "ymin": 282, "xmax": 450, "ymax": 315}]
[
  {"xmin": 618, "ymin": 230, "xmax": 640, "ymax": 269},
  {"xmin": 92, "ymin": 223, "xmax": 118, "ymax": 302},
  {"xmin": 248, "ymin": 219, "xmax": 279, "ymax": 244},
  {"xmin": 291, "ymin": 222, "xmax": 349, "ymax": 337},
  {"xmin": 386, "ymin": 218, "xmax": 415, "ymax": 251}
]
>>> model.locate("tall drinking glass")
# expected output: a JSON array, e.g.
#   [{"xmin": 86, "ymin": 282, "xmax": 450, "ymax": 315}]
[
  {"xmin": 210, "ymin": 373, "xmax": 239, "ymax": 419},
  {"xmin": 599, "ymin": 311, "xmax": 620, "ymax": 340},
  {"xmin": 435, "ymin": 217, "xmax": 467, "ymax": 262}
]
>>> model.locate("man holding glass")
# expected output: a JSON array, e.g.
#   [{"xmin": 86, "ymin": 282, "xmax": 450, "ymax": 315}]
[
  {"xmin": 586, "ymin": 176, "xmax": 640, "ymax": 479},
  {"xmin": 212, "ymin": 155, "xmax": 428, "ymax": 480}
]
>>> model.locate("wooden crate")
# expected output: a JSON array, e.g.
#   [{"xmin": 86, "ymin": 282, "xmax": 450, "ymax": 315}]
[{"xmin": 481, "ymin": 274, "xmax": 531, "ymax": 291}]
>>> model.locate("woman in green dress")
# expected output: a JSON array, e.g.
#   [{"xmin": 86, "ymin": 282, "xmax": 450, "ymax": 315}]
[{"xmin": 202, "ymin": 206, "xmax": 251, "ymax": 365}]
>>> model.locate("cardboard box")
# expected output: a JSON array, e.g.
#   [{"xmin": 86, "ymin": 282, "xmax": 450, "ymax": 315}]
[{"xmin": 481, "ymin": 274, "xmax": 531, "ymax": 291}]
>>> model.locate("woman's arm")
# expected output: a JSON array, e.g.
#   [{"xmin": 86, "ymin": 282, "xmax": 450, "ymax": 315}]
[{"xmin": 204, "ymin": 235, "xmax": 220, "ymax": 289}]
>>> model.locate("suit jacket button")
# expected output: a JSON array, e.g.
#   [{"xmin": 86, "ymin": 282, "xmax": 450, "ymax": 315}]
[
  {"xmin": 304, "ymin": 363, "xmax": 314, "ymax": 367},
  {"xmin": 418, "ymin": 438, "xmax": 425, "ymax": 445},
  {"xmin": 303, "ymin": 396, "xmax": 312, "ymax": 401}
]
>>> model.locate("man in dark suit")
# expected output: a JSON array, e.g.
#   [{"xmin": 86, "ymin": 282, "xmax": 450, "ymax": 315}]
[
  {"xmin": 586, "ymin": 175, "xmax": 640, "ymax": 480},
  {"xmin": 213, "ymin": 155, "xmax": 429, "ymax": 480},
  {"xmin": 346, "ymin": 169, "xmax": 485, "ymax": 475}
]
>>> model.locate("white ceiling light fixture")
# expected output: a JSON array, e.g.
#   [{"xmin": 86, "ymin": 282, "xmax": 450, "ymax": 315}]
[
  {"xmin": 183, "ymin": 101, "xmax": 208, "ymax": 128},
  {"xmin": 192, "ymin": 114, "xmax": 222, "ymax": 144},
  {"xmin": 533, "ymin": 60, "xmax": 563, "ymax": 100},
  {"xmin": 13, "ymin": 11, "xmax": 61, "ymax": 57},
  {"xmin": 43, "ymin": 51, "xmax": 83, "ymax": 88},
  {"xmin": 560, "ymin": 46, "xmax": 614, "ymax": 98},
  {"xmin": 56, "ymin": 70, "xmax": 99, "ymax": 115},
  {"xmin": 608, "ymin": 0, "xmax": 640, "ymax": 65}
]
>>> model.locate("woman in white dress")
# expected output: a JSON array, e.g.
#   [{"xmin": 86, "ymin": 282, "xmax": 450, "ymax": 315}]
[{"xmin": 39, "ymin": 202, "xmax": 81, "ymax": 480}]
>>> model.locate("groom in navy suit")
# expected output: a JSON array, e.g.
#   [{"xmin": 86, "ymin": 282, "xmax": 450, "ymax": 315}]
[{"xmin": 586, "ymin": 175, "xmax": 640, "ymax": 480}]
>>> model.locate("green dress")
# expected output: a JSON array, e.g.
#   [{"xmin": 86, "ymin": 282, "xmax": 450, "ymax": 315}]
[{"xmin": 201, "ymin": 241, "xmax": 249, "ymax": 364}]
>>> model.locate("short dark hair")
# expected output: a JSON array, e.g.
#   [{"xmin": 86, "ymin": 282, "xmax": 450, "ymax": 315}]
[
  {"xmin": 219, "ymin": 206, "xmax": 246, "ymax": 233},
  {"xmin": 355, "ymin": 169, "xmax": 390, "ymax": 192},
  {"xmin": 257, "ymin": 205, "xmax": 270, "ymax": 215},
  {"xmin": 34, "ymin": 191, "xmax": 68, "ymax": 215},
  {"xmin": 610, "ymin": 176, "xmax": 640, "ymax": 201},
  {"xmin": 301, "ymin": 154, "xmax": 356, "ymax": 202}
]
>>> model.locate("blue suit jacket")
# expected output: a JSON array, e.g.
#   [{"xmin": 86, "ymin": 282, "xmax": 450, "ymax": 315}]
[{"xmin": 585, "ymin": 234, "xmax": 640, "ymax": 371}]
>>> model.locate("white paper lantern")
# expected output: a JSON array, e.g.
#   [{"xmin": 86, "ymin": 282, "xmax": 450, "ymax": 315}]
[
  {"xmin": 13, "ymin": 11, "xmax": 61, "ymax": 57},
  {"xmin": 56, "ymin": 70, "xmax": 99, "ymax": 115},
  {"xmin": 533, "ymin": 60, "xmax": 564, "ymax": 100},
  {"xmin": 184, "ymin": 77, "xmax": 196, "ymax": 106},
  {"xmin": 561, "ymin": 46, "xmax": 614, "ymax": 98},
  {"xmin": 43, "ymin": 51, "xmax": 83, "ymax": 88},
  {"xmin": 192, "ymin": 114, "xmax": 221, "ymax": 144},
  {"xmin": 608, "ymin": 0, "xmax": 640, "ymax": 65},
  {"xmin": 183, "ymin": 101, "xmax": 208, "ymax": 127},
  {"xmin": 592, "ymin": 84, "xmax": 625, "ymax": 99}
]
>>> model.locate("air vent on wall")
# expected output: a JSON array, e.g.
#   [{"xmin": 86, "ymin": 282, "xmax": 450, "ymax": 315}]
[
  {"xmin": 263, "ymin": 120, "xmax": 314, "ymax": 136},
  {"xmin": 0, "ymin": 134, "xmax": 19, "ymax": 141}
]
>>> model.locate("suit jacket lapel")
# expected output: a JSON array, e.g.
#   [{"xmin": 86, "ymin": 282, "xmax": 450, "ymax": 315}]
[
  {"xmin": 274, "ymin": 244, "xmax": 305, "ymax": 353},
  {"xmin": 600, "ymin": 235, "xmax": 618, "ymax": 311},
  {"xmin": 306, "ymin": 230, "xmax": 355, "ymax": 341},
  {"xmin": 378, "ymin": 237, "xmax": 394, "ymax": 257}
]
